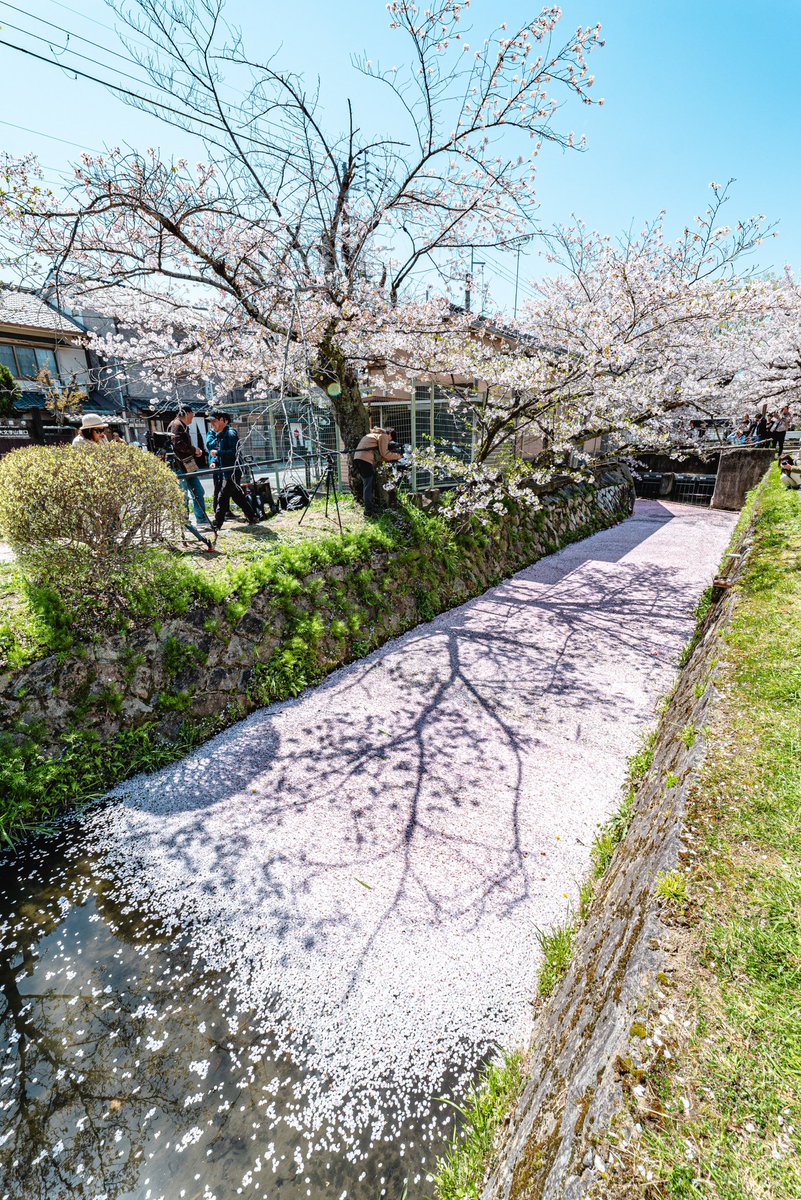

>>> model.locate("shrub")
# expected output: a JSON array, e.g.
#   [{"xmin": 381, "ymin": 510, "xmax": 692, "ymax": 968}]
[
  {"xmin": 0, "ymin": 442, "xmax": 185, "ymax": 620},
  {"xmin": 0, "ymin": 363, "xmax": 20, "ymax": 417}
]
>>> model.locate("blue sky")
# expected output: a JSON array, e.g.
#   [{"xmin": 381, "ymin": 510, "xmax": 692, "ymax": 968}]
[{"xmin": 0, "ymin": 0, "xmax": 798, "ymax": 311}]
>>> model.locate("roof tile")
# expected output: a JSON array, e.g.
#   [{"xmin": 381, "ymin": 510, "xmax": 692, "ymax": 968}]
[{"xmin": 0, "ymin": 289, "xmax": 84, "ymax": 336}]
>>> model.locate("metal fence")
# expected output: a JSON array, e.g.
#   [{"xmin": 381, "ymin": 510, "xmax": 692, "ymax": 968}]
[
  {"xmin": 370, "ymin": 385, "xmax": 475, "ymax": 489},
  {"xmin": 672, "ymin": 474, "xmax": 717, "ymax": 506}
]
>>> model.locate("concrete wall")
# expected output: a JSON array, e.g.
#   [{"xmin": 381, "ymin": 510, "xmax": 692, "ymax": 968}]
[{"xmin": 711, "ymin": 447, "xmax": 774, "ymax": 511}]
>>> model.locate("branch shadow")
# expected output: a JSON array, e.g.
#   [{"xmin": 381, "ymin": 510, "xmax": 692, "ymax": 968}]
[{"xmin": 103, "ymin": 502, "xmax": 721, "ymax": 999}]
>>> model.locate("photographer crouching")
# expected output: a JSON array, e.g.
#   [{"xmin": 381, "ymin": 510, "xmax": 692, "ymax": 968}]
[{"xmin": 352, "ymin": 426, "xmax": 403, "ymax": 517}]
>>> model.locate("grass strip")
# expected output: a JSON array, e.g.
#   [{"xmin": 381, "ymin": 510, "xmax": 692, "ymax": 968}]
[
  {"xmin": 608, "ymin": 469, "xmax": 801, "ymax": 1198},
  {"xmin": 430, "ymin": 1052, "xmax": 525, "ymax": 1200}
]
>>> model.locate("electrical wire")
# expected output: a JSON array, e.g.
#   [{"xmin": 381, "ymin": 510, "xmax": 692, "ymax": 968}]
[
  {"xmin": 0, "ymin": 117, "xmax": 95, "ymax": 152},
  {"xmin": 0, "ymin": 2, "xmax": 308, "ymax": 159},
  {"xmin": 0, "ymin": 34, "xmax": 305, "ymax": 162},
  {"xmin": 0, "ymin": 0, "xmax": 145, "ymax": 68},
  {"xmin": 0, "ymin": 35, "xmax": 239, "ymax": 133}
]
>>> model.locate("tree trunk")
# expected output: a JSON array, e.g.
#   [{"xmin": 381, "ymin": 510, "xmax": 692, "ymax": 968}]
[{"xmin": 314, "ymin": 330, "xmax": 383, "ymax": 509}]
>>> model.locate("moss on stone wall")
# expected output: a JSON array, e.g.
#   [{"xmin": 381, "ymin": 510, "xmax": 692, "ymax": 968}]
[{"xmin": 0, "ymin": 474, "xmax": 632, "ymax": 842}]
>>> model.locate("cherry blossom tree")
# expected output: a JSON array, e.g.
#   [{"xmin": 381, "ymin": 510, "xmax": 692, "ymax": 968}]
[
  {"xmin": 710, "ymin": 268, "xmax": 801, "ymax": 415},
  {"xmin": 369, "ymin": 182, "xmax": 779, "ymax": 515},
  {"xmin": 0, "ymin": 0, "xmax": 604, "ymax": 456}
]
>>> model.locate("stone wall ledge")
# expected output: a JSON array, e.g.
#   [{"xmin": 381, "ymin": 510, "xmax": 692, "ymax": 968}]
[{"xmin": 0, "ymin": 474, "xmax": 634, "ymax": 771}]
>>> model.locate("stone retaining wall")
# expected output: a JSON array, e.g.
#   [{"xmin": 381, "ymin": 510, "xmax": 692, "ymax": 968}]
[
  {"xmin": 483, "ymin": 496, "xmax": 754, "ymax": 1200},
  {"xmin": 0, "ymin": 473, "xmax": 633, "ymax": 763}
]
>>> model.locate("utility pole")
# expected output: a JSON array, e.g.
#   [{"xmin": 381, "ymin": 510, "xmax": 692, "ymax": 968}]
[
  {"xmin": 466, "ymin": 248, "xmax": 485, "ymax": 313},
  {"xmin": 514, "ymin": 244, "xmax": 522, "ymax": 319}
]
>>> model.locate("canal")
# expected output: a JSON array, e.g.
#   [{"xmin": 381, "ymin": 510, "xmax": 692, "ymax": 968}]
[{"xmin": 1, "ymin": 821, "xmax": 458, "ymax": 1199}]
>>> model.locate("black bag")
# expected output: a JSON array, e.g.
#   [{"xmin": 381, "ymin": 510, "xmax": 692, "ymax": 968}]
[
  {"xmin": 255, "ymin": 479, "xmax": 278, "ymax": 517},
  {"xmin": 277, "ymin": 483, "xmax": 310, "ymax": 511}
]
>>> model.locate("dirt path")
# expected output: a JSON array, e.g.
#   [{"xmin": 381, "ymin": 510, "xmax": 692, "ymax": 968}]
[{"xmin": 86, "ymin": 500, "xmax": 738, "ymax": 1154}]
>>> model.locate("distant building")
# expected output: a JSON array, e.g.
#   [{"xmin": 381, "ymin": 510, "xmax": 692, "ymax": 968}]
[{"xmin": 0, "ymin": 289, "xmax": 94, "ymax": 412}]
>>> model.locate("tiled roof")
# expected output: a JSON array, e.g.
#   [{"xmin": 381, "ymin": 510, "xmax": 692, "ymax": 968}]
[
  {"xmin": 0, "ymin": 290, "xmax": 84, "ymax": 336},
  {"xmin": 14, "ymin": 390, "xmax": 124, "ymax": 414}
]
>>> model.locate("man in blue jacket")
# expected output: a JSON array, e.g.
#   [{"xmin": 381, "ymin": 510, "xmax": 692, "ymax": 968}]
[{"xmin": 208, "ymin": 412, "xmax": 258, "ymax": 530}]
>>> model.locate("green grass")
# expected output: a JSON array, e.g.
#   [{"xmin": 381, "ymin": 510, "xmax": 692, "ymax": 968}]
[
  {"xmin": 655, "ymin": 868, "xmax": 689, "ymax": 908},
  {"xmin": 591, "ymin": 730, "xmax": 655, "ymax": 879},
  {"xmin": 678, "ymin": 584, "xmax": 716, "ymax": 667},
  {"xmin": 0, "ymin": 489, "xmax": 539, "ymax": 842},
  {"xmin": 0, "ymin": 495, "xmax": 408, "ymax": 664},
  {"xmin": 0, "ymin": 719, "xmax": 216, "ymax": 844},
  {"xmin": 429, "ymin": 1052, "xmax": 525, "ymax": 1200},
  {"xmin": 613, "ymin": 470, "xmax": 801, "ymax": 1198},
  {"xmin": 536, "ymin": 920, "xmax": 578, "ymax": 998}
]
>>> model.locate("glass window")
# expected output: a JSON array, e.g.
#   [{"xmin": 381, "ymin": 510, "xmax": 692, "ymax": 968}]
[
  {"xmin": 0, "ymin": 345, "xmax": 16, "ymax": 375},
  {"xmin": 14, "ymin": 346, "xmax": 38, "ymax": 379},
  {"xmin": 35, "ymin": 348, "xmax": 58, "ymax": 376}
]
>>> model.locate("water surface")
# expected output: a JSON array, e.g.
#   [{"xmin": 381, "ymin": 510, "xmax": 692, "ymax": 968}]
[{"xmin": 0, "ymin": 823, "xmax": 457, "ymax": 1200}]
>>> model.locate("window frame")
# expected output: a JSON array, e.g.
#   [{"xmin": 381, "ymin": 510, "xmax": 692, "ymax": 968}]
[{"xmin": 0, "ymin": 342, "xmax": 62, "ymax": 381}]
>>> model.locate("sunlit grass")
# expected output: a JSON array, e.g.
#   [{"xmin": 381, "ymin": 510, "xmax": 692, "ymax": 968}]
[
  {"xmin": 429, "ymin": 1052, "xmax": 524, "ymax": 1200},
  {"xmin": 621, "ymin": 471, "xmax": 801, "ymax": 1198}
]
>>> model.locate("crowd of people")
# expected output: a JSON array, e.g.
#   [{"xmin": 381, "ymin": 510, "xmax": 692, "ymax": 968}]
[
  {"xmin": 726, "ymin": 403, "xmax": 795, "ymax": 451},
  {"xmin": 70, "ymin": 406, "xmax": 261, "ymax": 546}
]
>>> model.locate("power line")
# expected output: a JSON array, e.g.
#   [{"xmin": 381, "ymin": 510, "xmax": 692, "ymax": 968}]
[
  {"xmin": 3, "ymin": 1, "xmax": 307, "ymax": 158},
  {"xmin": 0, "ymin": 11, "xmax": 207, "ymax": 98},
  {"xmin": 483, "ymin": 250, "xmax": 538, "ymax": 302},
  {"xmin": 41, "ymin": 0, "xmax": 148, "ymax": 43},
  {"xmin": 0, "ymin": 21, "xmax": 309, "ymax": 166},
  {"xmin": 0, "ymin": 117, "xmax": 95, "ymax": 151},
  {"xmin": 0, "ymin": 0, "xmax": 139, "ymax": 68},
  {"xmin": 0, "ymin": 34, "xmax": 299, "ymax": 152}
]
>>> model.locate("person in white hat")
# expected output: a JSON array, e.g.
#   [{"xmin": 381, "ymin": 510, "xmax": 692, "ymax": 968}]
[{"xmin": 72, "ymin": 413, "xmax": 109, "ymax": 449}]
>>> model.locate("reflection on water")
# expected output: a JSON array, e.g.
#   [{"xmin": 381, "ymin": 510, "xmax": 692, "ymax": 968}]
[{"xmin": 0, "ymin": 824, "xmax": 459, "ymax": 1199}]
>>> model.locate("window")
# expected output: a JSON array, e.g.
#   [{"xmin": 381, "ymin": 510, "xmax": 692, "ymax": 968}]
[
  {"xmin": 35, "ymin": 349, "xmax": 58, "ymax": 376},
  {"xmin": 14, "ymin": 347, "xmax": 38, "ymax": 379},
  {"xmin": 0, "ymin": 344, "xmax": 61, "ymax": 379}
]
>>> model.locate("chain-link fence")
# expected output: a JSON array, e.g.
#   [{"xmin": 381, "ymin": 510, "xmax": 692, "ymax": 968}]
[
  {"xmin": 230, "ymin": 395, "xmax": 340, "ymax": 493},
  {"xmin": 228, "ymin": 388, "xmax": 482, "ymax": 497}
]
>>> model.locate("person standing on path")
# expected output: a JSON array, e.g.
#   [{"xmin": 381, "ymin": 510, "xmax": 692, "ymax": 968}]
[
  {"xmin": 352, "ymin": 426, "xmax": 402, "ymax": 516},
  {"xmin": 772, "ymin": 405, "xmax": 793, "ymax": 453},
  {"xmin": 750, "ymin": 411, "xmax": 770, "ymax": 446},
  {"xmin": 208, "ymin": 412, "xmax": 258, "ymax": 530},
  {"xmin": 168, "ymin": 407, "xmax": 212, "ymax": 528},
  {"xmin": 205, "ymin": 419, "xmax": 224, "ymax": 512}
]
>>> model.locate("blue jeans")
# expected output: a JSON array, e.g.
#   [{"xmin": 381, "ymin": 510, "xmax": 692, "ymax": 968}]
[{"xmin": 180, "ymin": 472, "xmax": 209, "ymax": 525}]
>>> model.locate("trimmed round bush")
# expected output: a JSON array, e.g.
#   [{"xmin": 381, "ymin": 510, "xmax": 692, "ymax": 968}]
[{"xmin": 0, "ymin": 442, "xmax": 185, "ymax": 615}]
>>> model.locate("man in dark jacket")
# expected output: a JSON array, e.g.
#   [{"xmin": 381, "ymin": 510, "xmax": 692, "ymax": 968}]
[
  {"xmin": 750, "ymin": 410, "xmax": 769, "ymax": 446},
  {"xmin": 168, "ymin": 407, "xmax": 211, "ymax": 527},
  {"xmin": 208, "ymin": 412, "xmax": 257, "ymax": 530}
]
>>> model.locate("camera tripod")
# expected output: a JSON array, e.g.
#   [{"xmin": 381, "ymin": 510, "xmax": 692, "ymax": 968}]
[{"xmin": 298, "ymin": 450, "xmax": 343, "ymax": 535}]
